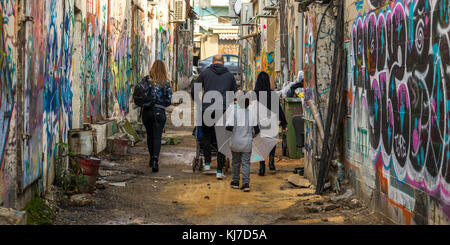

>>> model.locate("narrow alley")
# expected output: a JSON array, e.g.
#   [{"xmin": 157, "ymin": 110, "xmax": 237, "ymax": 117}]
[{"xmin": 1, "ymin": 0, "xmax": 449, "ymax": 229}]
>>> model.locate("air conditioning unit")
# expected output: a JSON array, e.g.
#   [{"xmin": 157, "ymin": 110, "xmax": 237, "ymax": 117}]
[
  {"xmin": 179, "ymin": 18, "xmax": 191, "ymax": 32},
  {"xmin": 229, "ymin": 0, "xmax": 238, "ymax": 18},
  {"xmin": 258, "ymin": 0, "xmax": 278, "ymax": 18},
  {"xmin": 173, "ymin": 0, "xmax": 186, "ymax": 22},
  {"xmin": 232, "ymin": 18, "xmax": 240, "ymax": 26},
  {"xmin": 240, "ymin": 3, "xmax": 253, "ymax": 25}
]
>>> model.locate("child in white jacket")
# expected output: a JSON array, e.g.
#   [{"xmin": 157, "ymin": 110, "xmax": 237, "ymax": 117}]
[{"xmin": 226, "ymin": 97, "xmax": 260, "ymax": 192}]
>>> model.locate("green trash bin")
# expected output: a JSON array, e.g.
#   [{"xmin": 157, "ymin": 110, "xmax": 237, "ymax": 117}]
[{"xmin": 284, "ymin": 97, "xmax": 304, "ymax": 159}]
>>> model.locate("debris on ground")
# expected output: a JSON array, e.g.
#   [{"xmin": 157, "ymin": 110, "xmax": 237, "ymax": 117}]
[
  {"xmin": 118, "ymin": 118, "xmax": 140, "ymax": 146},
  {"xmin": 44, "ymin": 185, "xmax": 60, "ymax": 211},
  {"xmin": 305, "ymin": 205, "xmax": 321, "ymax": 213},
  {"xmin": 0, "ymin": 207, "xmax": 27, "ymax": 225},
  {"xmin": 69, "ymin": 194, "xmax": 95, "ymax": 207},
  {"xmin": 313, "ymin": 200, "xmax": 324, "ymax": 205},
  {"xmin": 324, "ymin": 204, "xmax": 339, "ymax": 211},
  {"xmin": 95, "ymin": 183, "xmax": 107, "ymax": 190},
  {"xmin": 349, "ymin": 199, "xmax": 362, "ymax": 209},
  {"xmin": 109, "ymin": 182, "xmax": 127, "ymax": 187},
  {"xmin": 287, "ymin": 174, "xmax": 311, "ymax": 188},
  {"xmin": 162, "ymin": 136, "xmax": 179, "ymax": 145},
  {"xmin": 330, "ymin": 189, "xmax": 353, "ymax": 203}
]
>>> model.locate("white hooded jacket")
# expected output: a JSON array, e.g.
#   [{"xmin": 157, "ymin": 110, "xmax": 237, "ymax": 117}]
[{"xmin": 225, "ymin": 105, "xmax": 258, "ymax": 153}]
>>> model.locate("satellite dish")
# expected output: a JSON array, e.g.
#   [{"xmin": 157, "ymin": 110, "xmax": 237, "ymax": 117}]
[{"xmin": 234, "ymin": 0, "xmax": 242, "ymax": 15}]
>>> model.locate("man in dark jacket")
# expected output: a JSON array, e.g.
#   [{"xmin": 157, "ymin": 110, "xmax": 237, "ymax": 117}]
[{"xmin": 191, "ymin": 55, "xmax": 238, "ymax": 179}]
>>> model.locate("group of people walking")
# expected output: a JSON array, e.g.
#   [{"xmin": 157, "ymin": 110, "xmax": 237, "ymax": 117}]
[{"xmin": 136, "ymin": 55, "xmax": 287, "ymax": 192}]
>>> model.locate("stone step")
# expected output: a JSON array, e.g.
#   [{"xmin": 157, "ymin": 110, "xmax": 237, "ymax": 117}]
[{"xmin": 0, "ymin": 207, "xmax": 27, "ymax": 225}]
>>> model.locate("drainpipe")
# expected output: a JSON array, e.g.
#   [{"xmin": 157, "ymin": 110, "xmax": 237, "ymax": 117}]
[
  {"xmin": 16, "ymin": 0, "xmax": 27, "ymax": 195},
  {"xmin": 279, "ymin": 0, "xmax": 288, "ymax": 85},
  {"xmin": 297, "ymin": 12, "xmax": 303, "ymax": 72}
]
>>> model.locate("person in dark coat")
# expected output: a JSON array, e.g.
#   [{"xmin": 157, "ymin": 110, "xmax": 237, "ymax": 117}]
[
  {"xmin": 253, "ymin": 71, "xmax": 288, "ymax": 176},
  {"xmin": 191, "ymin": 55, "xmax": 238, "ymax": 179}
]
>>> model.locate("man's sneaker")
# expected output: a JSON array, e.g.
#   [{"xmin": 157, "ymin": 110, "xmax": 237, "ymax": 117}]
[
  {"xmin": 230, "ymin": 181, "xmax": 239, "ymax": 189},
  {"xmin": 240, "ymin": 183, "xmax": 250, "ymax": 192},
  {"xmin": 216, "ymin": 171, "xmax": 225, "ymax": 180},
  {"xmin": 203, "ymin": 164, "xmax": 211, "ymax": 171}
]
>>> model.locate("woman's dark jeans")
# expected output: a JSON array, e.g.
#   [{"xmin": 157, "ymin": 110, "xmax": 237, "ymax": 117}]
[{"xmin": 142, "ymin": 108, "xmax": 166, "ymax": 159}]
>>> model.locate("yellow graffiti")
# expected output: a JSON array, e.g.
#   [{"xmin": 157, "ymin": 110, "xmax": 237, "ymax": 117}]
[{"xmin": 256, "ymin": 49, "xmax": 275, "ymax": 76}]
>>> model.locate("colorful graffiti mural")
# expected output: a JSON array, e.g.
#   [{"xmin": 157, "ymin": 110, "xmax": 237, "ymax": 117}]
[
  {"xmin": 256, "ymin": 49, "xmax": 275, "ymax": 76},
  {"xmin": 349, "ymin": 0, "xmax": 450, "ymax": 223},
  {"xmin": 0, "ymin": 8, "xmax": 14, "ymax": 170},
  {"xmin": 177, "ymin": 42, "xmax": 193, "ymax": 89},
  {"xmin": 84, "ymin": 0, "xmax": 108, "ymax": 122},
  {"xmin": 0, "ymin": 0, "xmax": 16, "ymax": 206},
  {"xmin": 22, "ymin": 0, "xmax": 75, "ymax": 189},
  {"xmin": 1, "ymin": 0, "xmax": 176, "ymax": 207},
  {"xmin": 109, "ymin": 0, "xmax": 132, "ymax": 116},
  {"xmin": 304, "ymin": 13, "xmax": 316, "ymax": 89},
  {"xmin": 23, "ymin": 0, "xmax": 45, "ymax": 187}
]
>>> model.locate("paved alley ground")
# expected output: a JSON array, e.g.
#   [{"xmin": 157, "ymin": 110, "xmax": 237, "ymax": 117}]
[{"xmin": 53, "ymin": 115, "xmax": 394, "ymax": 225}]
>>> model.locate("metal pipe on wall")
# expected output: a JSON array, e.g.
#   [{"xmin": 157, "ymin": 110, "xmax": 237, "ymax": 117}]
[{"xmin": 297, "ymin": 12, "xmax": 303, "ymax": 72}]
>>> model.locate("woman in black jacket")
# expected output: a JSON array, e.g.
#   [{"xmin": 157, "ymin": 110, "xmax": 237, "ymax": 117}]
[
  {"xmin": 142, "ymin": 60, "xmax": 172, "ymax": 172},
  {"xmin": 254, "ymin": 72, "xmax": 288, "ymax": 176}
]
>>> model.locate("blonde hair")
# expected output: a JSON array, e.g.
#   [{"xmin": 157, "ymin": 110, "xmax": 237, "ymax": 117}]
[{"xmin": 149, "ymin": 60, "xmax": 170, "ymax": 86}]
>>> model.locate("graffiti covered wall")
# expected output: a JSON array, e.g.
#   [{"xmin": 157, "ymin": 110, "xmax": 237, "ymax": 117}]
[
  {"xmin": 21, "ymin": 0, "xmax": 76, "ymax": 190},
  {"xmin": 0, "ymin": 0, "xmax": 179, "ymax": 208},
  {"xmin": 177, "ymin": 27, "xmax": 194, "ymax": 90},
  {"xmin": 84, "ymin": 0, "xmax": 108, "ymax": 122},
  {"xmin": 346, "ymin": 0, "xmax": 450, "ymax": 224},
  {"xmin": 1, "ymin": 0, "xmax": 17, "ymax": 207},
  {"xmin": 303, "ymin": 3, "xmax": 337, "ymax": 185},
  {"xmin": 108, "ymin": 0, "xmax": 132, "ymax": 117}
]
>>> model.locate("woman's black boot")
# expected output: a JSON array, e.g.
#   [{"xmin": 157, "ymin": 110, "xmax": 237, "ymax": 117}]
[
  {"xmin": 149, "ymin": 157, "xmax": 153, "ymax": 168},
  {"xmin": 152, "ymin": 156, "xmax": 159, "ymax": 173},
  {"xmin": 258, "ymin": 162, "xmax": 265, "ymax": 176}
]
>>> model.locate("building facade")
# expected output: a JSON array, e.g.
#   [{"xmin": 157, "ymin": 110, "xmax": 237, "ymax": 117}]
[
  {"xmin": 194, "ymin": 0, "xmax": 239, "ymax": 62},
  {"xmin": 236, "ymin": 0, "xmax": 303, "ymax": 91},
  {"xmin": 301, "ymin": 0, "xmax": 450, "ymax": 225}
]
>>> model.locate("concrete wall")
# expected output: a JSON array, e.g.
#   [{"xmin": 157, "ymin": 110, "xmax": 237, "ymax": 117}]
[
  {"xmin": 343, "ymin": 0, "xmax": 450, "ymax": 224},
  {"xmin": 201, "ymin": 34, "xmax": 219, "ymax": 60},
  {"xmin": 0, "ymin": 0, "xmax": 180, "ymax": 209}
]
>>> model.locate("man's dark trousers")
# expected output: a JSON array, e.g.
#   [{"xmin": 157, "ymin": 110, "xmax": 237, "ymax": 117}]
[{"xmin": 201, "ymin": 111, "xmax": 225, "ymax": 171}]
